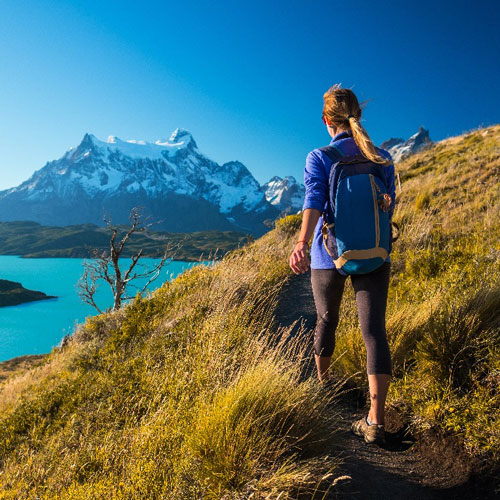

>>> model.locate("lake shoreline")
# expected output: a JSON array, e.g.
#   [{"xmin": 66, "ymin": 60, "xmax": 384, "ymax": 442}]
[{"xmin": 0, "ymin": 256, "xmax": 203, "ymax": 363}]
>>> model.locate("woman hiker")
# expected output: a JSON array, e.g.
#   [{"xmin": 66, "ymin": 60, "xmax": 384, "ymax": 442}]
[{"xmin": 288, "ymin": 83, "xmax": 396, "ymax": 445}]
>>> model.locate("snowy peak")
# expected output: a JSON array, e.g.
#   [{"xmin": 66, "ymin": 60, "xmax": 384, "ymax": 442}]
[
  {"xmin": 167, "ymin": 128, "xmax": 196, "ymax": 147},
  {"xmin": 66, "ymin": 129, "xmax": 200, "ymax": 162},
  {"xmin": 267, "ymin": 175, "xmax": 284, "ymax": 184},
  {"xmin": 261, "ymin": 175, "xmax": 304, "ymax": 213},
  {"xmin": 409, "ymin": 126, "xmax": 432, "ymax": 148},
  {"xmin": 379, "ymin": 137, "xmax": 404, "ymax": 150},
  {"xmin": 381, "ymin": 126, "xmax": 433, "ymax": 162},
  {"xmin": 79, "ymin": 132, "xmax": 100, "ymax": 149},
  {"xmin": 0, "ymin": 129, "xmax": 280, "ymax": 235}
]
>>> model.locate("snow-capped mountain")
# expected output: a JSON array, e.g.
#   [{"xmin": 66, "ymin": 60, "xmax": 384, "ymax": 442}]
[
  {"xmin": 380, "ymin": 126, "xmax": 433, "ymax": 162},
  {"xmin": 0, "ymin": 129, "xmax": 279, "ymax": 235},
  {"xmin": 261, "ymin": 175, "xmax": 304, "ymax": 214}
]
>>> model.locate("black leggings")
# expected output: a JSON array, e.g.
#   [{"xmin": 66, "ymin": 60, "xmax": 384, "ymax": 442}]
[{"xmin": 310, "ymin": 262, "xmax": 392, "ymax": 375}]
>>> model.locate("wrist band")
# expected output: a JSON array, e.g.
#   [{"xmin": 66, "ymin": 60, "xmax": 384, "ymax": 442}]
[{"xmin": 296, "ymin": 240, "xmax": 309, "ymax": 248}]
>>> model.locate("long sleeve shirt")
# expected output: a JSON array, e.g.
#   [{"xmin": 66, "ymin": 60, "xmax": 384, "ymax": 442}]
[{"xmin": 302, "ymin": 130, "xmax": 396, "ymax": 270}]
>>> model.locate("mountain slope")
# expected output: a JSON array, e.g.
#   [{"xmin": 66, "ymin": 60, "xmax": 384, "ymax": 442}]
[{"xmin": 0, "ymin": 129, "xmax": 279, "ymax": 236}]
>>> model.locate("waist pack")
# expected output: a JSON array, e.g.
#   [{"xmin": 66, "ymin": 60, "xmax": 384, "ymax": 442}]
[{"xmin": 319, "ymin": 145, "xmax": 396, "ymax": 275}]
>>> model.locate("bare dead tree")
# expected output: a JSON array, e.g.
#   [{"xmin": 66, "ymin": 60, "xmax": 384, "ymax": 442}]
[{"xmin": 77, "ymin": 206, "xmax": 178, "ymax": 313}]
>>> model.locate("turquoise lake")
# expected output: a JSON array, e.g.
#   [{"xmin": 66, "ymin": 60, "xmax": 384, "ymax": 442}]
[{"xmin": 0, "ymin": 256, "xmax": 205, "ymax": 363}]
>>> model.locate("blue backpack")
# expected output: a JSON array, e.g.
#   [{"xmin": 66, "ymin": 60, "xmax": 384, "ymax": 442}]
[{"xmin": 319, "ymin": 145, "xmax": 394, "ymax": 275}]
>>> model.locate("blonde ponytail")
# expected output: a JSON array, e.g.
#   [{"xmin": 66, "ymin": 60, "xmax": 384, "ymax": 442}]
[
  {"xmin": 323, "ymin": 84, "xmax": 392, "ymax": 166},
  {"xmin": 348, "ymin": 115, "xmax": 391, "ymax": 165}
]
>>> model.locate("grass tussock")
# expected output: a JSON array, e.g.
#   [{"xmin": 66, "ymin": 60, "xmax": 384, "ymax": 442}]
[{"xmin": 0, "ymin": 216, "xmax": 344, "ymax": 499}]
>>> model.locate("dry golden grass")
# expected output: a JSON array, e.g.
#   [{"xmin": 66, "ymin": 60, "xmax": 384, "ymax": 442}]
[{"xmin": 0, "ymin": 214, "xmax": 346, "ymax": 500}]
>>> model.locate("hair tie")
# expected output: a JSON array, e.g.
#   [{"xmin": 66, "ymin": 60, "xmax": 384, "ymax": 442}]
[{"xmin": 347, "ymin": 114, "xmax": 355, "ymax": 120}]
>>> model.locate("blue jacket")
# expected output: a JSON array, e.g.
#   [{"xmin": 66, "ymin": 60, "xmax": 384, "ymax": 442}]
[{"xmin": 302, "ymin": 130, "xmax": 396, "ymax": 270}]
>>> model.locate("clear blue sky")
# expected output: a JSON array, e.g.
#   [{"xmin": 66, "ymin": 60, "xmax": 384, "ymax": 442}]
[{"xmin": 0, "ymin": 0, "xmax": 498, "ymax": 190}]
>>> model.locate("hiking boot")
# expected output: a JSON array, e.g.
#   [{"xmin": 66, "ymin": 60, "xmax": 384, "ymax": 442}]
[{"xmin": 351, "ymin": 415, "xmax": 386, "ymax": 445}]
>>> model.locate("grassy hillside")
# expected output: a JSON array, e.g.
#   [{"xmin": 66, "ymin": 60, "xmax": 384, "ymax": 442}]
[
  {"xmin": 0, "ymin": 221, "xmax": 251, "ymax": 261},
  {"xmin": 332, "ymin": 124, "xmax": 500, "ymax": 459},
  {"xmin": 0, "ymin": 123, "xmax": 498, "ymax": 498},
  {"xmin": 0, "ymin": 215, "xmax": 342, "ymax": 499}
]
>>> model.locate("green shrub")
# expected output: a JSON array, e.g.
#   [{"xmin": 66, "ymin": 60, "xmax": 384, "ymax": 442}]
[{"xmin": 274, "ymin": 213, "xmax": 302, "ymax": 236}]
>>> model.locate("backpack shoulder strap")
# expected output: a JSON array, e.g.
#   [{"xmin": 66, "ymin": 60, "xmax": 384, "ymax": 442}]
[
  {"xmin": 317, "ymin": 145, "xmax": 346, "ymax": 226},
  {"xmin": 323, "ymin": 146, "xmax": 390, "ymax": 192},
  {"xmin": 318, "ymin": 144, "xmax": 345, "ymax": 163},
  {"xmin": 319, "ymin": 145, "xmax": 372, "ymax": 169}
]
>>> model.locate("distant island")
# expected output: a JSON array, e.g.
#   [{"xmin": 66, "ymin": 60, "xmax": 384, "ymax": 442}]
[
  {"xmin": 0, "ymin": 279, "xmax": 57, "ymax": 307},
  {"xmin": 0, "ymin": 221, "xmax": 252, "ymax": 260}
]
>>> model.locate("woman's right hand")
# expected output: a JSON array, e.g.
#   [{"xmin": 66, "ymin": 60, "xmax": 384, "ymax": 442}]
[{"xmin": 289, "ymin": 242, "xmax": 310, "ymax": 274}]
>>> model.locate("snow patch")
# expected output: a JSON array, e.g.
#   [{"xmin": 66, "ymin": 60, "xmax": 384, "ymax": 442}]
[{"xmin": 75, "ymin": 130, "xmax": 196, "ymax": 161}]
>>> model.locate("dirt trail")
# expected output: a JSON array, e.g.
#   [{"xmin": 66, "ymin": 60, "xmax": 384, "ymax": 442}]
[{"xmin": 272, "ymin": 271, "xmax": 500, "ymax": 500}]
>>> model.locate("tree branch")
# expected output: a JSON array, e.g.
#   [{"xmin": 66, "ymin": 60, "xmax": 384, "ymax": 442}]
[
  {"xmin": 123, "ymin": 249, "xmax": 144, "ymax": 283},
  {"xmin": 76, "ymin": 264, "xmax": 103, "ymax": 314}
]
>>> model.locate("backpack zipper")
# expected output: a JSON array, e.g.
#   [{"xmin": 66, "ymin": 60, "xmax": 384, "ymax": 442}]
[{"xmin": 369, "ymin": 174, "xmax": 380, "ymax": 247}]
